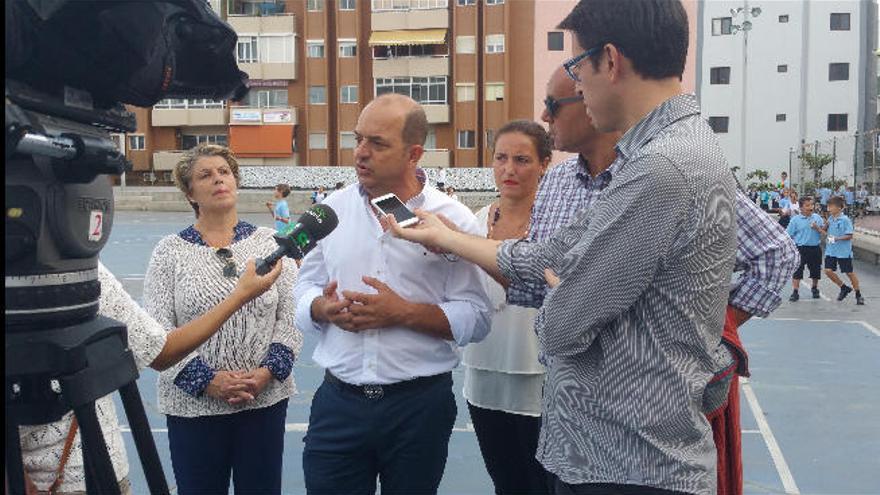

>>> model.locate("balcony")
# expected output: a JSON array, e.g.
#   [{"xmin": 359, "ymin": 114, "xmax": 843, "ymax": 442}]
[
  {"xmin": 371, "ymin": 5, "xmax": 448, "ymax": 30},
  {"xmin": 153, "ymin": 150, "xmax": 186, "ymax": 171},
  {"xmin": 373, "ymin": 56, "xmax": 448, "ymax": 78},
  {"xmin": 238, "ymin": 62, "xmax": 297, "ymax": 80},
  {"xmin": 420, "ymin": 149, "xmax": 450, "ymax": 167},
  {"xmin": 229, "ymin": 107, "xmax": 297, "ymax": 125},
  {"xmin": 423, "ymin": 104, "xmax": 449, "ymax": 124},
  {"xmin": 227, "ymin": 0, "xmax": 296, "ymax": 34},
  {"xmin": 151, "ymin": 108, "xmax": 227, "ymax": 127}
]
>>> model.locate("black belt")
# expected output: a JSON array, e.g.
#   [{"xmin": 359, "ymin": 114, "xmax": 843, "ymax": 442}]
[{"xmin": 323, "ymin": 370, "xmax": 450, "ymax": 400}]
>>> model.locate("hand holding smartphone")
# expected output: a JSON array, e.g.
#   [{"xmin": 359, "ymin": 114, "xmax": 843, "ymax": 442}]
[{"xmin": 371, "ymin": 193, "xmax": 419, "ymax": 228}]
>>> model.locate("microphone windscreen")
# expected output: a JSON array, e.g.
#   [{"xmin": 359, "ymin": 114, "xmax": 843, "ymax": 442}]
[{"xmin": 298, "ymin": 203, "xmax": 338, "ymax": 240}]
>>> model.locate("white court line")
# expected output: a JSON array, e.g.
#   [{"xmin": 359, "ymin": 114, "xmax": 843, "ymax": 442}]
[
  {"xmin": 740, "ymin": 378, "xmax": 800, "ymax": 494},
  {"xmin": 858, "ymin": 320, "xmax": 880, "ymax": 338}
]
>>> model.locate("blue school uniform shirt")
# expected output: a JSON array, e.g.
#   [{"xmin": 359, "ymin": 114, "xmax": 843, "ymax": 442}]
[
  {"xmin": 818, "ymin": 188, "xmax": 832, "ymax": 205},
  {"xmin": 274, "ymin": 199, "xmax": 290, "ymax": 232},
  {"xmin": 844, "ymin": 190, "xmax": 855, "ymax": 205},
  {"xmin": 786, "ymin": 213, "xmax": 824, "ymax": 246},
  {"xmin": 825, "ymin": 213, "xmax": 853, "ymax": 258}
]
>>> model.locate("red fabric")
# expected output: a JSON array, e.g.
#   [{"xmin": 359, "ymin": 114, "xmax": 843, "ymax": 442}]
[{"xmin": 709, "ymin": 306, "xmax": 746, "ymax": 495}]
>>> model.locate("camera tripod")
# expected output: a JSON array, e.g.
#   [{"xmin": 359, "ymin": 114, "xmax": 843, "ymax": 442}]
[{"xmin": 5, "ymin": 316, "xmax": 170, "ymax": 495}]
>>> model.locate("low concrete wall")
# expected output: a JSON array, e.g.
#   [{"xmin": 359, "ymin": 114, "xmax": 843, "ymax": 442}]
[
  {"xmin": 113, "ymin": 187, "xmax": 498, "ymax": 214},
  {"xmin": 854, "ymin": 229, "xmax": 880, "ymax": 265}
]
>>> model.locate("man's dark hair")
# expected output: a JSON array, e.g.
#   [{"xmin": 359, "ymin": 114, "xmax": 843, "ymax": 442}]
[
  {"xmin": 798, "ymin": 196, "xmax": 814, "ymax": 208},
  {"xmin": 828, "ymin": 196, "xmax": 845, "ymax": 208},
  {"xmin": 402, "ymin": 106, "xmax": 428, "ymax": 146},
  {"xmin": 558, "ymin": 0, "xmax": 689, "ymax": 80},
  {"xmin": 275, "ymin": 183, "xmax": 291, "ymax": 197}
]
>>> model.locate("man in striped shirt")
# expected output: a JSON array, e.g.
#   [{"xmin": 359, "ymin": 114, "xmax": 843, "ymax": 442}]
[{"xmin": 388, "ymin": 1, "xmax": 789, "ymax": 493}]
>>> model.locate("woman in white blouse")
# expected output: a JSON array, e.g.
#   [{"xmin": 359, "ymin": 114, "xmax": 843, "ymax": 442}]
[
  {"xmin": 144, "ymin": 144, "xmax": 301, "ymax": 494},
  {"xmin": 18, "ymin": 260, "xmax": 282, "ymax": 494},
  {"xmin": 462, "ymin": 120, "xmax": 551, "ymax": 495}
]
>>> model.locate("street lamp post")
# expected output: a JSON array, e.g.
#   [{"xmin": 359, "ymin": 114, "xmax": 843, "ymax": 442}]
[{"xmin": 730, "ymin": 2, "xmax": 761, "ymax": 179}]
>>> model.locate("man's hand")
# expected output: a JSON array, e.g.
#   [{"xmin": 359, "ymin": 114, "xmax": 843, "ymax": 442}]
[
  {"xmin": 232, "ymin": 258, "xmax": 283, "ymax": 303},
  {"xmin": 385, "ymin": 209, "xmax": 457, "ymax": 252},
  {"xmin": 205, "ymin": 370, "xmax": 257, "ymax": 405},
  {"xmin": 229, "ymin": 368, "xmax": 273, "ymax": 404},
  {"xmin": 544, "ymin": 268, "xmax": 561, "ymax": 288},
  {"xmin": 341, "ymin": 277, "xmax": 409, "ymax": 331},
  {"xmin": 311, "ymin": 281, "xmax": 354, "ymax": 329}
]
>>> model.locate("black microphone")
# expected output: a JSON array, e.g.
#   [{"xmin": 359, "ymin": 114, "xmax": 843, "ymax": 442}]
[{"xmin": 253, "ymin": 204, "xmax": 339, "ymax": 275}]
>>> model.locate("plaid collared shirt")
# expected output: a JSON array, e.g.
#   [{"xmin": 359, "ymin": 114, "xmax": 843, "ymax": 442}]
[{"xmin": 509, "ymin": 151, "xmax": 798, "ymax": 319}]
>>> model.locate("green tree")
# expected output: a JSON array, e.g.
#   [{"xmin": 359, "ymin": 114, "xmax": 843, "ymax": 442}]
[{"xmin": 800, "ymin": 152, "xmax": 833, "ymax": 184}]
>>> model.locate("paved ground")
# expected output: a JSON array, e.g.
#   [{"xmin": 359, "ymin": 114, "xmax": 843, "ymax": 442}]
[{"xmin": 100, "ymin": 211, "xmax": 880, "ymax": 494}]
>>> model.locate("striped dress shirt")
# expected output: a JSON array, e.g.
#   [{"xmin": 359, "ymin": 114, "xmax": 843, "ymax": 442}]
[{"xmin": 496, "ymin": 94, "xmax": 736, "ymax": 494}]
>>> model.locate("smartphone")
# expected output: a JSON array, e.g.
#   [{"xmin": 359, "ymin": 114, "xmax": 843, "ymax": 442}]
[{"xmin": 371, "ymin": 193, "xmax": 419, "ymax": 228}]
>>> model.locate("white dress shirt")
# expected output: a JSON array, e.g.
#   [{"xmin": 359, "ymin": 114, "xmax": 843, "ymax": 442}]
[{"xmin": 294, "ymin": 182, "xmax": 491, "ymax": 385}]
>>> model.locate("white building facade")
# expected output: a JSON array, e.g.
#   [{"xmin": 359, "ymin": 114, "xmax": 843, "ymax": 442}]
[{"xmin": 696, "ymin": 0, "xmax": 877, "ymax": 188}]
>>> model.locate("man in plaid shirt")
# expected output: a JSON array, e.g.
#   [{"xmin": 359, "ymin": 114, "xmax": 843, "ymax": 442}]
[{"xmin": 512, "ymin": 65, "xmax": 800, "ymax": 495}]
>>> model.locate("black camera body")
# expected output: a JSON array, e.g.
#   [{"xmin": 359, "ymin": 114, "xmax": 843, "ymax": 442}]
[{"xmin": 5, "ymin": 1, "xmax": 249, "ymax": 493}]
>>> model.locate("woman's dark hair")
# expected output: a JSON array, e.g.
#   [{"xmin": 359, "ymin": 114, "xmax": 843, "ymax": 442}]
[
  {"xmin": 558, "ymin": 0, "xmax": 689, "ymax": 80},
  {"xmin": 492, "ymin": 120, "xmax": 553, "ymax": 164}
]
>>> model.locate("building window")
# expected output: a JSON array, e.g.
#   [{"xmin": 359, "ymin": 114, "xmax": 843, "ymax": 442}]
[
  {"xmin": 372, "ymin": 0, "xmax": 448, "ymax": 10},
  {"xmin": 457, "ymin": 130, "xmax": 476, "ymax": 149},
  {"xmin": 375, "ymin": 76, "xmax": 448, "ymax": 104},
  {"xmin": 458, "ymin": 0, "xmax": 475, "ymax": 5},
  {"xmin": 778, "ymin": 14, "xmax": 789, "ymax": 23},
  {"xmin": 708, "ymin": 117, "xmax": 729, "ymax": 133},
  {"xmin": 182, "ymin": 134, "xmax": 228, "ymax": 149},
  {"xmin": 709, "ymin": 67, "xmax": 731, "ymax": 85},
  {"xmin": 486, "ymin": 34, "xmax": 505, "ymax": 54},
  {"xmin": 456, "ymin": 83, "xmax": 475, "ymax": 102},
  {"xmin": 309, "ymin": 86, "xmax": 327, "ymax": 104},
  {"xmin": 340, "ymin": 132, "xmax": 357, "ymax": 149},
  {"xmin": 339, "ymin": 0, "xmax": 356, "ymax": 10},
  {"xmin": 425, "ymin": 127, "xmax": 437, "ymax": 149},
  {"xmin": 307, "ymin": 0, "xmax": 324, "ymax": 12},
  {"xmin": 777, "ymin": 64, "xmax": 788, "ymax": 73},
  {"xmin": 547, "ymin": 32, "xmax": 564, "ymax": 51},
  {"xmin": 341, "ymin": 85, "xmax": 358, "ymax": 103},
  {"xmin": 485, "ymin": 82, "xmax": 504, "ymax": 101},
  {"xmin": 128, "ymin": 134, "xmax": 145, "ymax": 150},
  {"xmin": 486, "ymin": 129, "xmax": 495, "ymax": 148},
  {"xmin": 456, "ymin": 36, "xmax": 476, "ymax": 54},
  {"xmin": 259, "ymin": 35, "xmax": 294, "ymax": 63},
  {"xmin": 827, "ymin": 113, "xmax": 848, "ymax": 132},
  {"xmin": 776, "ymin": 114, "xmax": 786, "ymax": 122},
  {"xmin": 829, "ymin": 62, "xmax": 849, "ymax": 81},
  {"xmin": 486, "ymin": 0, "xmax": 503, "ymax": 5},
  {"xmin": 830, "ymin": 13, "xmax": 850, "ymax": 31},
  {"xmin": 309, "ymin": 133, "xmax": 328, "ymax": 149},
  {"xmin": 307, "ymin": 40, "xmax": 325, "ymax": 58},
  {"xmin": 339, "ymin": 41, "xmax": 357, "ymax": 58},
  {"xmin": 242, "ymin": 89, "xmax": 288, "ymax": 108},
  {"xmin": 712, "ymin": 17, "xmax": 733, "ymax": 35},
  {"xmin": 236, "ymin": 36, "xmax": 258, "ymax": 63}
]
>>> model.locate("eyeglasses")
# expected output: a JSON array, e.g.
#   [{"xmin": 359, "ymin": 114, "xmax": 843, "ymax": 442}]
[
  {"xmin": 544, "ymin": 94, "xmax": 585, "ymax": 118},
  {"xmin": 562, "ymin": 43, "xmax": 606, "ymax": 82},
  {"xmin": 215, "ymin": 248, "xmax": 238, "ymax": 278}
]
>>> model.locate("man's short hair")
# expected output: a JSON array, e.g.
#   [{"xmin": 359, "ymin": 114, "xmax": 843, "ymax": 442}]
[
  {"xmin": 828, "ymin": 196, "xmax": 845, "ymax": 208},
  {"xmin": 798, "ymin": 196, "xmax": 814, "ymax": 208},
  {"xmin": 373, "ymin": 94, "xmax": 428, "ymax": 146},
  {"xmin": 558, "ymin": 0, "xmax": 689, "ymax": 80},
  {"xmin": 275, "ymin": 183, "xmax": 291, "ymax": 197}
]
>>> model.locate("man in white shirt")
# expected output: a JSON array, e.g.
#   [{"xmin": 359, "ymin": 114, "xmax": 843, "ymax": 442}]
[{"xmin": 294, "ymin": 94, "xmax": 491, "ymax": 494}]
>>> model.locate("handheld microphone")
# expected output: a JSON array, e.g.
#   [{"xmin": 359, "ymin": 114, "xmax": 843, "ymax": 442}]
[{"xmin": 253, "ymin": 203, "xmax": 339, "ymax": 275}]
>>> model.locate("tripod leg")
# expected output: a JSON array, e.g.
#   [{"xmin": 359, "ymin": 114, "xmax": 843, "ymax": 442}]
[
  {"xmin": 74, "ymin": 401, "xmax": 122, "ymax": 495},
  {"xmin": 5, "ymin": 414, "xmax": 27, "ymax": 495},
  {"xmin": 118, "ymin": 382, "xmax": 170, "ymax": 495}
]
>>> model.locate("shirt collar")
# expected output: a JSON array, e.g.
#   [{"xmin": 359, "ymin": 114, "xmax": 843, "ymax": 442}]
[
  {"xmin": 179, "ymin": 220, "xmax": 256, "ymax": 246},
  {"xmin": 615, "ymin": 93, "xmax": 701, "ymax": 162},
  {"xmin": 357, "ymin": 167, "xmax": 428, "ymax": 209},
  {"xmin": 575, "ymin": 154, "xmax": 622, "ymax": 186}
]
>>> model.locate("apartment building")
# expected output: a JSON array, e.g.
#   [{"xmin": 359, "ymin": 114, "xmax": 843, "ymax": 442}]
[
  {"xmin": 697, "ymin": 0, "xmax": 878, "ymax": 186},
  {"xmin": 121, "ymin": 0, "xmax": 703, "ymax": 184}
]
